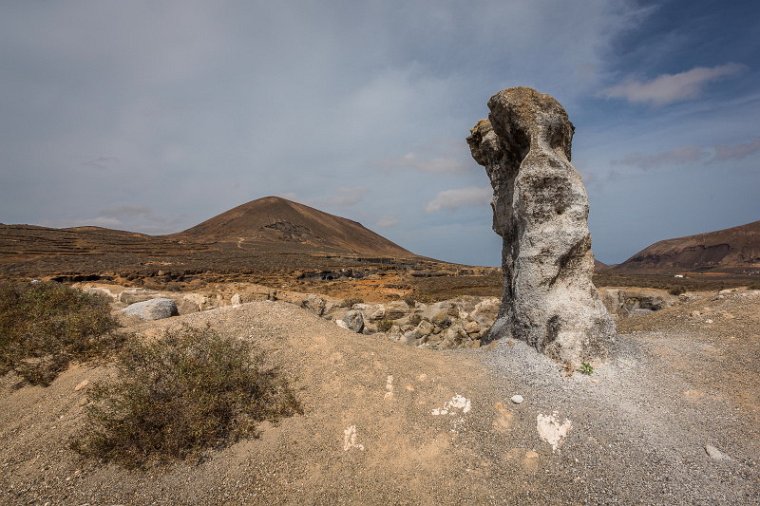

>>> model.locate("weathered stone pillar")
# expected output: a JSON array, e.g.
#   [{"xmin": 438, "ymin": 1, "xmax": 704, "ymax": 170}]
[{"xmin": 467, "ymin": 87, "xmax": 615, "ymax": 366}]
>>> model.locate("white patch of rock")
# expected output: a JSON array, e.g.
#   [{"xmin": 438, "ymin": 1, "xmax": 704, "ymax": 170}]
[{"xmin": 537, "ymin": 412, "xmax": 572, "ymax": 452}]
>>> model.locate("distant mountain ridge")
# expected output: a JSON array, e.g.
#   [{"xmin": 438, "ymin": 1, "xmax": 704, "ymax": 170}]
[
  {"xmin": 0, "ymin": 196, "xmax": 414, "ymax": 263},
  {"xmin": 614, "ymin": 219, "xmax": 760, "ymax": 273}
]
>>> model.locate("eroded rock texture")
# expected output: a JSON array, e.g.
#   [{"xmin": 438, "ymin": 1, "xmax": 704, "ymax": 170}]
[{"xmin": 467, "ymin": 87, "xmax": 615, "ymax": 365}]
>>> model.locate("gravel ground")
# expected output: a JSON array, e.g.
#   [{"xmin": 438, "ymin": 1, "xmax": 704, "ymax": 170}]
[{"xmin": 1, "ymin": 290, "xmax": 758, "ymax": 505}]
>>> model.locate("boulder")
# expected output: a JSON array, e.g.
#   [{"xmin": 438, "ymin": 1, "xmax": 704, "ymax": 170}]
[
  {"xmin": 302, "ymin": 294, "xmax": 327, "ymax": 316},
  {"xmin": 467, "ymin": 87, "xmax": 615, "ymax": 365},
  {"xmin": 176, "ymin": 293, "xmax": 210, "ymax": 314},
  {"xmin": 343, "ymin": 310, "xmax": 365, "ymax": 333},
  {"xmin": 122, "ymin": 298, "xmax": 178, "ymax": 321},
  {"xmin": 464, "ymin": 320, "xmax": 480, "ymax": 335},
  {"xmin": 384, "ymin": 301, "xmax": 410, "ymax": 320}
]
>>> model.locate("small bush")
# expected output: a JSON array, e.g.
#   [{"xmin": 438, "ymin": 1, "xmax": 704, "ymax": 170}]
[
  {"xmin": 73, "ymin": 326, "xmax": 301, "ymax": 468},
  {"xmin": 340, "ymin": 297, "xmax": 364, "ymax": 308},
  {"xmin": 668, "ymin": 285, "xmax": 686, "ymax": 296},
  {"xmin": 578, "ymin": 362, "xmax": 594, "ymax": 375},
  {"xmin": 0, "ymin": 281, "xmax": 120, "ymax": 385},
  {"xmin": 403, "ymin": 296, "xmax": 416, "ymax": 307}
]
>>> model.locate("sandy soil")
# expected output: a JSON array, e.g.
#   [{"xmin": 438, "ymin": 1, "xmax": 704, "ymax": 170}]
[{"xmin": 1, "ymin": 289, "xmax": 758, "ymax": 505}]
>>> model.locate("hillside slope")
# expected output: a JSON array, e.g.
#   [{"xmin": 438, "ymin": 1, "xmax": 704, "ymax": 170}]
[
  {"xmin": 174, "ymin": 196, "xmax": 413, "ymax": 258},
  {"xmin": 615, "ymin": 220, "xmax": 760, "ymax": 273}
]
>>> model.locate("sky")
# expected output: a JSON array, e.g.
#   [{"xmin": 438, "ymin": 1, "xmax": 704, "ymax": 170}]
[{"xmin": 1, "ymin": 0, "xmax": 758, "ymax": 266}]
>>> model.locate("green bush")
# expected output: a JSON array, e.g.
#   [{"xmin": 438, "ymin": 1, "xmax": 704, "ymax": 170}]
[
  {"xmin": 73, "ymin": 326, "xmax": 302, "ymax": 468},
  {"xmin": 0, "ymin": 281, "xmax": 120, "ymax": 385}
]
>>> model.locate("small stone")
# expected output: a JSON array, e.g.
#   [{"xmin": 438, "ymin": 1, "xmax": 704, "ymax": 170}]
[
  {"xmin": 74, "ymin": 379, "xmax": 89, "ymax": 391},
  {"xmin": 464, "ymin": 320, "xmax": 480, "ymax": 335},
  {"xmin": 230, "ymin": 293, "xmax": 242, "ymax": 306},
  {"xmin": 705, "ymin": 319, "xmax": 714, "ymax": 324},
  {"xmin": 510, "ymin": 394, "xmax": 524, "ymax": 404},
  {"xmin": 705, "ymin": 445, "xmax": 730, "ymax": 461}
]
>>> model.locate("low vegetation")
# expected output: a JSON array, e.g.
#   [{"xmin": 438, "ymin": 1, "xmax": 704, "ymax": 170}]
[
  {"xmin": 0, "ymin": 281, "xmax": 120, "ymax": 385},
  {"xmin": 73, "ymin": 326, "xmax": 302, "ymax": 468}
]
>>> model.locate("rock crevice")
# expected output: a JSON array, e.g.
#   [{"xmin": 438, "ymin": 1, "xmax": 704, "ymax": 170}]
[{"xmin": 467, "ymin": 87, "xmax": 615, "ymax": 365}]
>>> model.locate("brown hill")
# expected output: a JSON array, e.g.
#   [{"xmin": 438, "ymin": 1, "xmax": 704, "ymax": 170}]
[
  {"xmin": 614, "ymin": 219, "xmax": 760, "ymax": 273},
  {"xmin": 174, "ymin": 196, "xmax": 413, "ymax": 258},
  {"xmin": 0, "ymin": 197, "xmax": 421, "ymax": 283}
]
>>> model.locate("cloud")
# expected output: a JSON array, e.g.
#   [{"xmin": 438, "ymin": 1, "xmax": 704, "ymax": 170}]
[
  {"xmin": 96, "ymin": 205, "xmax": 164, "ymax": 222},
  {"xmin": 82, "ymin": 156, "xmax": 119, "ymax": 170},
  {"xmin": 713, "ymin": 137, "xmax": 760, "ymax": 161},
  {"xmin": 602, "ymin": 63, "xmax": 746, "ymax": 105},
  {"xmin": 425, "ymin": 187, "xmax": 491, "ymax": 213},
  {"xmin": 378, "ymin": 152, "xmax": 470, "ymax": 173},
  {"xmin": 376, "ymin": 216, "xmax": 399, "ymax": 228},
  {"xmin": 612, "ymin": 146, "xmax": 709, "ymax": 170},
  {"xmin": 86, "ymin": 205, "xmax": 178, "ymax": 232},
  {"xmin": 319, "ymin": 187, "xmax": 368, "ymax": 208}
]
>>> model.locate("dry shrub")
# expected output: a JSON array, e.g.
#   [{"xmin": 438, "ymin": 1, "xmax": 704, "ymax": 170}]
[
  {"xmin": 0, "ymin": 281, "xmax": 120, "ymax": 385},
  {"xmin": 73, "ymin": 326, "xmax": 301, "ymax": 468}
]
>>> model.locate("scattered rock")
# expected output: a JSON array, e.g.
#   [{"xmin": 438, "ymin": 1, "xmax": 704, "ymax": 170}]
[
  {"xmin": 230, "ymin": 293, "xmax": 242, "ymax": 306},
  {"xmin": 464, "ymin": 320, "xmax": 480, "ymax": 335},
  {"xmin": 176, "ymin": 293, "xmax": 210, "ymax": 314},
  {"xmin": 705, "ymin": 445, "xmax": 731, "ymax": 461},
  {"xmin": 510, "ymin": 394, "xmax": 524, "ymax": 404},
  {"xmin": 467, "ymin": 87, "xmax": 615, "ymax": 365},
  {"xmin": 343, "ymin": 310, "xmax": 365, "ymax": 333},
  {"xmin": 122, "ymin": 298, "xmax": 178, "ymax": 320},
  {"xmin": 384, "ymin": 301, "xmax": 409, "ymax": 320},
  {"xmin": 302, "ymin": 294, "xmax": 326, "ymax": 316},
  {"xmin": 74, "ymin": 379, "xmax": 90, "ymax": 391}
]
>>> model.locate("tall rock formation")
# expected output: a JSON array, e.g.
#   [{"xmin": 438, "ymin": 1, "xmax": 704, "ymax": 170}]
[{"xmin": 467, "ymin": 87, "xmax": 614, "ymax": 366}]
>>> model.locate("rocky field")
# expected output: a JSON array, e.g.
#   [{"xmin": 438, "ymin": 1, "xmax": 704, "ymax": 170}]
[{"xmin": 1, "ymin": 281, "xmax": 758, "ymax": 505}]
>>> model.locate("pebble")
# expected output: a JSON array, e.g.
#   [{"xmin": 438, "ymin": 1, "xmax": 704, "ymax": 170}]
[
  {"xmin": 705, "ymin": 319, "xmax": 714, "ymax": 324},
  {"xmin": 510, "ymin": 394, "xmax": 524, "ymax": 404},
  {"xmin": 705, "ymin": 444, "xmax": 730, "ymax": 461},
  {"xmin": 74, "ymin": 379, "xmax": 89, "ymax": 391}
]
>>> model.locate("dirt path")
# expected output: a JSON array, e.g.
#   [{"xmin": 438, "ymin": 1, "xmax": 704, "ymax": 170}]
[{"xmin": 1, "ymin": 295, "xmax": 758, "ymax": 504}]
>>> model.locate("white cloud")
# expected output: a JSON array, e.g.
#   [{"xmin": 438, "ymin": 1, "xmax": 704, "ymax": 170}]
[
  {"xmin": 612, "ymin": 146, "xmax": 708, "ymax": 170},
  {"xmin": 602, "ymin": 63, "xmax": 746, "ymax": 105},
  {"xmin": 714, "ymin": 137, "xmax": 760, "ymax": 161},
  {"xmin": 425, "ymin": 186, "xmax": 492, "ymax": 213},
  {"xmin": 379, "ymin": 152, "xmax": 470, "ymax": 173},
  {"xmin": 376, "ymin": 216, "xmax": 399, "ymax": 228},
  {"xmin": 319, "ymin": 187, "xmax": 368, "ymax": 208}
]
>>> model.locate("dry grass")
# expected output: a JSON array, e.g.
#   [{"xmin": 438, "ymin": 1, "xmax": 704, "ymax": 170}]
[
  {"xmin": 0, "ymin": 281, "xmax": 120, "ymax": 385},
  {"xmin": 73, "ymin": 326, "xmax": 302, "ymax": 469}
]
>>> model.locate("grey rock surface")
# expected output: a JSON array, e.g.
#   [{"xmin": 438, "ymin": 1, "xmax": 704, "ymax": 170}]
[
  {"xmin": 343, "ymin": 310, "xmax": 365, "ymax": 333},
  {"xmin": 122, "ymin": 298, "xmax": 178, "ymax": 320},
  {"xmin": 467, "ymin": 86, "xmax": 615, "ymax": 365}
]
